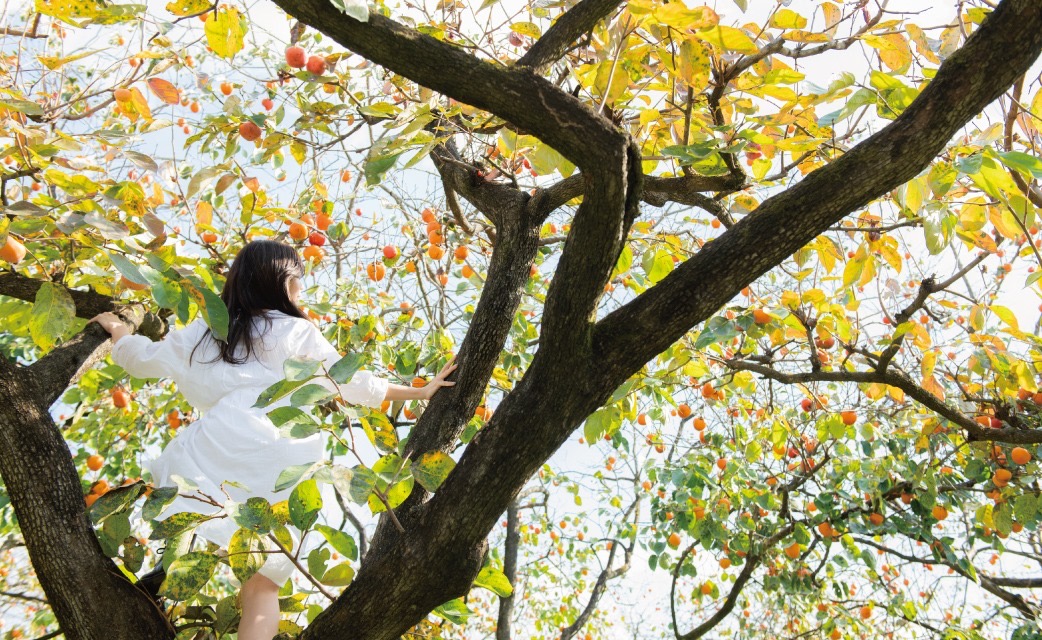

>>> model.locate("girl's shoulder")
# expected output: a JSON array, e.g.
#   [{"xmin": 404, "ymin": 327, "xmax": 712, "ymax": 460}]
[{"xmin": 260, "ymin": 311, "xmax": 319, "ymax": 341}]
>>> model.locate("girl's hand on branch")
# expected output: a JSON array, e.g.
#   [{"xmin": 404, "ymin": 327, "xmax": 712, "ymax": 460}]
[
  {"xmin": 422, "ymin": 358, "xmax": 458, "ymax": 400},
  {"xmin": 89, "ymin": 312, "xmax": 131, "ymax": 342}
]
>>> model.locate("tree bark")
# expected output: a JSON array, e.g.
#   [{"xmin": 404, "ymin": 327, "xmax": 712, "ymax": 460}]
[
  {"xmin": 0, "ymin": 277, "xmax": 173, "ymax": 640},
  {"xmin": 0, "ymin": 353, "xmax": 174, "ymax": 640}
]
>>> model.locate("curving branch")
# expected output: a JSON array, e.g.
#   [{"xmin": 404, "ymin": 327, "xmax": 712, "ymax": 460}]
[
  {"xmin": 724, "ymin": 359, "xmax": 1042, "ymax": 445},
  {"xmin": 0, "ymin": 271, "xmax": 114, "ymax": 320},
  {"xmin": 560, "ymin": 494, "xmax": 639, "ymax": 640},
  {"xmin": 852, "ymin": 536, "xmax": 1038, "ymax": 619},
  {"xmin": 516, "ymin": 0, "xmax": 624, "ymax": 73}
]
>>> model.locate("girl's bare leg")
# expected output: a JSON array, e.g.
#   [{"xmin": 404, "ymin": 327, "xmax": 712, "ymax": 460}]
[{"xmin": 239, "ymin": 572, "xmax": 280, "ymax": 640}]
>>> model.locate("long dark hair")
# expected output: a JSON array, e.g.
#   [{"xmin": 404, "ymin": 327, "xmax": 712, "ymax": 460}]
[{"xmin": 193, "ymin": 240, "xmax": 308, "ymax": 365}]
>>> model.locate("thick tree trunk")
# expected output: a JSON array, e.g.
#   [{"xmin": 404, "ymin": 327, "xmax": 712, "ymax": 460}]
[{"xmin": 0, "ymin": 349, "xmax": 174, "ymax": 640}]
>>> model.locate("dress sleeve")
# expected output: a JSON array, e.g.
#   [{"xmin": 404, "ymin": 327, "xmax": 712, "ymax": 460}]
[
  {"xmin": 293, "ymin": 321, "xmax": 388, "ymax": 409},
  {"xmin": 110, "ymin": 321, "xmax": 203, "ymax": 380}
]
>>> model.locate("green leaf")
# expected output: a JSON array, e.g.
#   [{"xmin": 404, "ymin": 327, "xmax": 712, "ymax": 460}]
[
  {"xmin": 0, "ymin": 98, "xmax": 44, "ymax": 116},
  {"xmin": 253, "ymin": 378, "xmax": 308, "ymax": 408},
  {"xmin": 30, "ymin": 282, "xmax": 76, "ymax": 350},
  {"xmin": 314, "ymin": 524, "xmax": 358, "ymax": 561},
  {"xmin": 922, "ymin": 203, "xmax": 955, "ymax": 255},
  {"xmin": 998, "ymin": 150, "xmax": 1042, "ymax": 179},
  {"xmin": 364, "ymin": 152, "xmax": 403, "ymax": 187},
  {"xmin": 329, "ymin": 352, "xmax": 364, "ymax": 384},
  {"xmin": 284, "ymin": 356, "xmax": 321, "ymax": 382},
  {"xmin": 368, "ymin": 476, "xmax": 414, "ymax": 514},
  {"xmin": 98, "ymin": 511, "xmax": 130, "ymax": 557},
  {"xmin": 289, "ymin": 479, "xmax": 323, "ymax": 531},
  {"xmin": 583, "ymin": 407, "xmax": 619, "ymax": 443},
  {"xmin": 329, "ymin": 0, "xmax": 368, "ymax": 21},
  {"xmin": 228, "ymin": 528, "xmax": 265, "ymax": 583},
  {"xmin": 348, "ymin": 465, "xmax": 377, "ymax": 504},
  {"xmin": 198, "ymin": 287, "xmax": 228, "ymax": 341},
  {"xmin": 412, "ymin": 451, "xmax": 456, "ymax": 492},
  {"xmin": 473, "ymin": 564, "xmax": 513, "ymax": 597},
  {"xmin": 360, "ymin": 413, "xmax": 398, "ymax": 453},
  {"xmin": 274, "ymin": 462, "xmax": 322, "ymax": 492},
  {"xmin": 164, "ymin": 0, "xmax": 209, "ymax": 16},
  {"xmin": 432, "ymin": 598, "xmax": 472, "ymax": 625},
  {"xmin": 307, "ymin": 546, "xmax": 329, "ymax": 580},
  {"xmin": 232, "ymin": 497, "xmax": 277, "ymax": 534},
  {"xmin": 642, "ymin": 249, "xmax": 673, "ymax": 284},
  {"xmin": 289, "ymin": 383, "xmax": 336, "ymax": 407},
  {"xmin": 995, "ymin": 502, "xmax": 1014, "ymax": 536},
  {"xmin": 267, "ymin": 406, "xmax": 317, "ymax": 429},
  {"xmin": 698, "ymin": 26, "xmax": 758, "ymax": 53},
  {"xmin": 108, "ymin": 252, "xmax": 148, "ymax": 285},
  {"xmin": 1014, "ymin": 493, "xmax": 1038, "ymax": 526},
  {"xmin": 204, "ymin": 7, "xmax": 246, "ymax": 59},
  {"xmin": 159, "ymin": 551, "xmax": 219, "ymax": 600},
  {"xmin": 90, "ymin": 482, "xmax": 146, "ymax": 524},
  {"xmin": 142, "ymin": 486, "xmax": 178, "ymax": 521},
  {"xmin": 320, "ymin": 561, "xmax": 355, "ymax": 586},
  {"xmin": 150, "ymin": 512, "xmax": 211, "ymax": 539}
]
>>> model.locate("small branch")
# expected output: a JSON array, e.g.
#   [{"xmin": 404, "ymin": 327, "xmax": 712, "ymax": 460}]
[
  {"xmin": 516, "ymin": 0, "xmax": 624, "ymax": 72},
  {"xmin": 266, "ymin": 533, "xmax": 336, "ymax": 600}
]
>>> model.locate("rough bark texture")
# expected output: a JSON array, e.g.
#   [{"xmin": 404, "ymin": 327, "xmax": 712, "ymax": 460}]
[{"xmin": 0, "ymin": 331, "xmax": 174, "ymax": 640}]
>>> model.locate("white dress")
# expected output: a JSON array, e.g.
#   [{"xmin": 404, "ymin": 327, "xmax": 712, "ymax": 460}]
[{"xmin": 110, "ymin": 310, "xmax": 388, "ymax": 584}]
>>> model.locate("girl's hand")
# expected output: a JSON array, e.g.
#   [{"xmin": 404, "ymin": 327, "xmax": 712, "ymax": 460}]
[
  {"xmin": 90, "ymin": 312, "xmax": 130, "ymax": 341},
  {"xmin": 422, "ymin": 358, "xmax": 458, "ymax": 400}
]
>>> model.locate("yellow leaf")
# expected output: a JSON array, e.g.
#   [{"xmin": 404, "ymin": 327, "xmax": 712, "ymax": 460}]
[
  {"xmin": 205, "ymin": 7, "xmax": 247, "ymax": 59},
  {"xmin": 676, "ymin": 37, "xmax": 711, "ymax": 92},
  {"xmin": 906, "ymin": 24, "xmax": 940, "ymax": 64},
  {"xmin": 821, "ymin": 3, "xmax": 841, "ymax": 36},
  {"xmin": 921, "ymin": 350, "xmax": 937, "ymax": 381},
  {"xmin": 165, "ymin": 0, "xmax": 210, "ymax": 17},
  {"xmin": 591, "ymin": 60, "xmax": 629, "ymax": 105},
  {"xmin": 938, "ymin": 26, "xmax": 960, "ymax": 58},
  {"xmin": 655, "ymin": 4, "xmax": 717, "ymax": 30},
  {"xmin": 510, "ymin": 22, "xmax": 541, "ymax": 38},
  {"xmin": 922, "ymin": 375, "xmax": 945, "ymax": 400},
  {"xmin": 864, "ymin": 33, "xmax": 911, "ymax": 73},
  {"xmin": 699, "ymin": 26, "xmax": 758, "ymax": 54},
  {"xmin": 129, "ymin": 87, "xmax": 151, "ymax": 121},
  {"xmin": 147, "ymin": 78, "xmax": 181, "ymax": 105},
  {"xmin": 34, "ymin": 0, "xmax": 101, "ymax": 24},
  {"xmin": 770, "ymin": 9, "xmax": 807, "ymax": 30},
  {"xmin": 195, "ymin": 201, "xmax": 213, "ymax": 226},
  {"xmin": 886, "ymin": 386, "xmax": 905, "ymax": 403},
  {"xmin": 989, "ymin": 204, "xmax": 1023, "ymax": 241},
  {"xmin": 990, "ymin": 305, "xmax": 1020, "ymax": 332},
  {"xmin": 781, "ymin": 30, "xmax": 830, "ymax": 43},
  {"xmin": 37, "ymin": 49, "xmax": 102, "ymax": 70},
  {"xmin": 290, "ymin": 142, "xmax": 307, "ymax": 165}
]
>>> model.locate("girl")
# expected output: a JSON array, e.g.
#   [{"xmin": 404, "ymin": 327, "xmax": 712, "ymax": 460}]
[{"xmin": 91, "ymin": 240, "xmax": 455, "ymax": 640}]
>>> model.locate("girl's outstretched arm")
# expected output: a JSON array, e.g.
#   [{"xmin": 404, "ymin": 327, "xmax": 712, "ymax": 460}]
[{"xmin": 384, "ymin": 358, "xmax": 457, "ymax": 401}]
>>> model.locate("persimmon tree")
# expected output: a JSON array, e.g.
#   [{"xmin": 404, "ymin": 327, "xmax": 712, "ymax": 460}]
[{"xmin": 2, "ymin": 0, "xmax": 1042, "ymax": 639}]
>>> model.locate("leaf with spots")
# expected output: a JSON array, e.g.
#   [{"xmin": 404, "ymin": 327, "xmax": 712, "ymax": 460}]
[
  {"xmin": 228, "ymin": 528, "xmax": 265, "ymax": 583},
  {"xmin": 159, "ymin": 551, "xmax": 219, "ymax": 601},
  {"xmin": 412, "ymin": 451, "xmax": 456, "ymax": 492}
]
